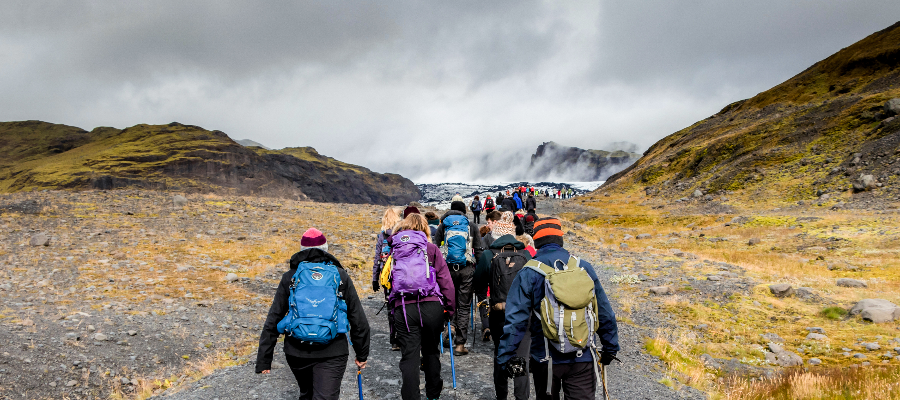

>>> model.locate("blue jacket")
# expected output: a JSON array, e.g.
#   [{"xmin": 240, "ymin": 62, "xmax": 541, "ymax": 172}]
[
  {"xmin": 513, "ymin": 193, "xmax": 523, "ymax": 210},
  {"xmin": 497, "ymin": 244, "xmax": 619, "ymax": 365}
]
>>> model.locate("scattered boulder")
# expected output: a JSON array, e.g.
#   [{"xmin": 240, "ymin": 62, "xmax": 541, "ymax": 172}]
[
  {"xmin": 761, "ymin": 333, "xmax": 784, "ymax": 343},
  {"xmin": 29, "ymin": 233, "xmax": 50, "ymax": 246},
  {"xmin": 853, "ymin": 175, "xmax": 877, "ymax": 192},
  {"xmin": 699, "ymin": 353, "xmax": 722, "ymax": 370},
  {"xmin": 707, "ymin": 275, "xmax": 722, "ymax": 282},
  {"xmin": 623, "ymin": 234, "xmax": 634, "ymax": 241},
  {"xmin": 692, "ymin": 190, "xmax": 703, "ymax": 198},
  {"xmin": 774, "ymin": 351, "xmax": 803, "ymax": 367},
  {"xmin": 806, "ymin": 327, "xmax": 826, "ymax": 334},
  {"xmin": 649, "ymin": 286, "xmax": 674, "ymax": 295},
  {"xmin": 768, "ymin": 343, "xmax": 785, "ymax": 353},
  {"xmin": 173, "ymin": 195, "xmax": 189, "ymax": 207},
  {"xmin": 862, "ymin": 342, "xmax": 881, "ymax": 351},
  {"xmin": 636, "ymin": 233, "xmax": 651, "ymax": 239},
  {"xmin": 795, "ymin": 287, "xmax": 815, "ymax": 300},
  {"xmin": 224, "ymin": 273, "xmax": 239, "ymax": 283},
  {"xmin": 748, "ymin": 238, "xmax": 761, "ymax": 246},
  {"xmin": 849, "ymin": 299, "xmax": 900, "ymax": 323},
  {"xmin": 94, "ymin": 333, "xmax": 108, "ymax": 341},
  {"xmin": 886, "ymin": 98, "xmax": 900, "ymax": 116},
  {"xmin": 808, "ymin": 358, "xmax": 822, "ymax": 366},
  {"xmin": 806, "ymin": 333, "xmax": 828, "ymax": 341},
  {"xmin": 768, "ymin": 283, "xmax": 793, "ymax": 298},
  {"xmin": 836, "ymin": 278, "xmax": 867, "ymax": 288}
]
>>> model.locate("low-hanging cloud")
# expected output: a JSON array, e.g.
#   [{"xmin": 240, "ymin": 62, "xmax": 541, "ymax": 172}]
[{"xmin": 1, "ymin": 1, "xmax": 898, "ymax": 183}]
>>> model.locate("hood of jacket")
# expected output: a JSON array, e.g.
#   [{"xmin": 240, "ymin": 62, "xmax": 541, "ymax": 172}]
[
  {"xmin": 489, "ymin": 234, "xmax": 525, "ymax": 250},
  {"xmin": 440, "ymin": 209, "xmax": 466, "ymax": 221},
  {"xmin": 288, "ymin": 248, "xmax": 343, "ymax": 269}
]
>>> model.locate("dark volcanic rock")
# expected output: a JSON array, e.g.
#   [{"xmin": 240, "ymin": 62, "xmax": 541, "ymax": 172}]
[{"xmin": 529, "ymin": 141, "xmax": 640, "ymax": 181}]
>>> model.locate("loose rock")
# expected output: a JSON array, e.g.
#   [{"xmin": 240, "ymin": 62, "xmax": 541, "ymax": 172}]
[
  {"xmin": 29, "ymin": 233, "xmax": 50, "ymax": 247},
  {"xmin": 648, "ymin": 286, "xmax": 674, "ymax": 295},
  {"xmin": 768, "ymin": 283, "xmax": 793, "ymax": 298},
  {"xmin": 173, "ymin": 195, "xmax": 189, "ymax": 207},
  {"xmin": 836, "ymin": 278, "xmax": 867, "ymax": 288}
]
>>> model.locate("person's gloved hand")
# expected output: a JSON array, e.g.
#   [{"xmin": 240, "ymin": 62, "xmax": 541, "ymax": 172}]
[
  {"xmin": 443, "ymin": 310, "xmax": 453, "ymax": 322},
  {"xmin": 372, "ymin": 280, "xmax": 380, "ymax": 293},
  {"xmin": 501, "ymin": 356, "xmax": 527, "ymax": 378},
  {"xmin": 600, "ymin": 352, "xmax": 618, "ymax": 365}
]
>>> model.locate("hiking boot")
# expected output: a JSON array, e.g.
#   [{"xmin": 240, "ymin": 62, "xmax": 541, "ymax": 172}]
[
  {"xmin": 453, "ymin": 345, "xmax": 468, "ymax": 356},
  {"xmin": 391, "ymin": 344, "xmax": 400, "ymax": 351},
  {"xmin": 482, "ymin": 328, "xmax": 491, "ymax": 342}
]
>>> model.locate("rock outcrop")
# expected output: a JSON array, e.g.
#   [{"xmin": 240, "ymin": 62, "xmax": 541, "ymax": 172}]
[{"xmin": 528, "ymin": 141, "xmax": 640, "ymax": 181}]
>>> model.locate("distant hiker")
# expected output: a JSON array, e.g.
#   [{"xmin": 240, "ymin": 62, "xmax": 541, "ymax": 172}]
[
  {"xmin": 523, "ymin": 210, "xmax": 537, "ymax": 236},
  {"xmin": 497, "ymin": 217, "xmax": 619, "ymax": 400},
  {"xmin": 500, "ymin": 195, "xmax": 516, "ymax": 213},
  {"xmin": 425, "ymin": 211, "xmax": 440, "ymax": 239},
  {"xmin": 434, "ymin": 200, "xmax": 485, "ymax": 356},
  {"xmin": 470, "ymin": 195, "xmax": 484, "ymax": 224},
  {"xmin": 517, "ymin": 233, "xmax": 537, "ymax": 257},
  {"xmin": 373, "ymin": 207, "xmax": 404, "ymax": 351},
  {"xmin": 386, "ymin": 214, "xmax": 456, "ymax": 400},
  {"xmin": 568, "ymin": 188, "xmax": 574, "ymax": 198},
  {"xmin": 404, "ymin": 206, "xmax": 420, "ymax": 218},
  {"xmin": 452, "ymin": 192, "xmax": 464, "ymax": 203},
  {"xmin": 482, "ymin": 210, "xmax": 503, "ymax": 248},
  {"xmin": 525, "ymin": 193, "xmax": 536, "ymax": 213},
  {"xmin": 257, "ymin": 228, "xmax": 371, "ymax": 400},
  {"xmin": 513, "ymin": 192, "xmax": 524, "ymax": 211},
  {"xmin": 474, "ymin": 212, "xmax": 533, "ymax": 400},
  {"xmin": 484, "ymin": 195, "xmax": 496, "ymax": 213},
  {"xmin": 498, "ymin": 192, "xmax": 506, "ymax": 204}
]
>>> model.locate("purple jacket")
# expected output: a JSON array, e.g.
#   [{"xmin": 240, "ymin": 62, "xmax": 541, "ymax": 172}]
[{"xmin": 388, "ymin": 239, "xmax": 456, "ymax": 318}]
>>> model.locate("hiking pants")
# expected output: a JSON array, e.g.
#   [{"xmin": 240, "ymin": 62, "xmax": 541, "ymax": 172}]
[
  {"xmin": 449, "ymin": 263, "xmax": 474, "ymax": 345},
  {"xmin": 393, "ymin": 301, "xmax": 444, "ymax": 400},
  {"xmin": 530, "ymin": 360, "xmax": 596, "ymax": 400},
  {"xmin": 472, "ymin": 211, "xmax": 481, "ymax": 224},
  {"xmin": 285, "ymin": 354, "xmax": 348, "ymax": 400},
  {"xmin": 491, "ymin": 310, "xmax": 530, "ymax": 400},
  {"xmin": 478, "ymin": 298, "xmax": 490, "ymax": 336}
]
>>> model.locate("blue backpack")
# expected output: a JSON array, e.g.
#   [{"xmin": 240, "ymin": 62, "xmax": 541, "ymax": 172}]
[
  {"xmin": 441, "ymin": 214, "xmax": 473, "ymax": 265},
  {"xmin": 276, "ymin": 262, "xmax": 349, "ymax": 344}
]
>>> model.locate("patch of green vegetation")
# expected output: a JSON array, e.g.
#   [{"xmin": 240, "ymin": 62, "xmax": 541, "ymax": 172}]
[
  {"xmin": 744, "ymin": 216, "xmax": 797, "ymax": 228},
  {"xmin": 820, "ymin": 306, "xmax": 848, "ymax": 320}
]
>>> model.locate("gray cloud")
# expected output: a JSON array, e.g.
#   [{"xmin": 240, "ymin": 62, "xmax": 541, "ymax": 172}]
[{"xmin": 2, "ymin": 1, "xmax": 898, "ymax": 182}]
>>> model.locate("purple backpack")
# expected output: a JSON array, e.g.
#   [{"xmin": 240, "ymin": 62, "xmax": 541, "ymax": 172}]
[{"xmin": 389, "ymin": 230, "xmax": 441, "ymax": 302}]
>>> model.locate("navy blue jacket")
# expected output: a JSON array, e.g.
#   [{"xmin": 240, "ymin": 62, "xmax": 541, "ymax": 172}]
[{"xmin": 497, "ymin": 244, "xmax": 619, "ymax": 365}]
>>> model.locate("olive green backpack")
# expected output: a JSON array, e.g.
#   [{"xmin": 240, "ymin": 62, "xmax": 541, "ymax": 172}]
[{"xmin": 525, "ymin": 256, "xmax": 602, "ymax": 393}]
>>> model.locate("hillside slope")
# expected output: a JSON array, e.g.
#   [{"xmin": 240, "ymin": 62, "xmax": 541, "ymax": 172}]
[
  {"xmin": 603, "ymin": 21, "xmax": 900, "ymax": 205},
  {"xmin": 0, "ymin": 121, "xmax": 421, "ymax": 205}
]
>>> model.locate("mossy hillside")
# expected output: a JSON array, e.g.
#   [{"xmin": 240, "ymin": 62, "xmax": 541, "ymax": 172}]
[
  {"xmin": 605, "ymin": 21, "xmax": 900, "ymax": 203},
  {"xmin": 0, "ymin": 121, "xmax": 421, "ymax": 205}
]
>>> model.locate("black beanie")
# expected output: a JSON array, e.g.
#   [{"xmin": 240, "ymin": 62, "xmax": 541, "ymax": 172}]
[
  {"xmin": 513, "ymin": 214, "xmax": 525, "ymax": 236},
  {"xmin": 450, "ymin": 201, "xmax": 466, "ymax": 213},
  {"xmin": 533, "ymin": 217, "xmax": 564, "ymax": 249}
]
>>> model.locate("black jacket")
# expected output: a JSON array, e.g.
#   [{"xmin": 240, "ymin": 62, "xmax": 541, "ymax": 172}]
[
  {"xmin": 525, "ymin": 196, "xmax": 536, "ymax": 211},
  {"xmin": 500, "ymin": 197, "xmax": 517, "ymax": 212},
  {"xmin": 473, "ymin": 234, "xmax": 531, "ymax": 296},
  {"xmin": 433, "ymin": 210, "xmax": 484, "ymax": 265},
  {"xmin": 256, "ymin": 249, "xmax": 370, "ymax": 373}
]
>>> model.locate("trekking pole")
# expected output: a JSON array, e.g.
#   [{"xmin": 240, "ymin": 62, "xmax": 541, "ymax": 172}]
[
  {"xmin": 471, "ymin": 296, "xmax": 477, "ymax": 346},
  {"xmin": 600, "ymin": 363, "xmax": 610, "ymax": 400},
  {"xmin": 447, "ymin": 320, "xmax": 457, "ymax": 390},
  {"xmin": 357, "ymin": 366, "xmax": 364, "ymax": 400}
]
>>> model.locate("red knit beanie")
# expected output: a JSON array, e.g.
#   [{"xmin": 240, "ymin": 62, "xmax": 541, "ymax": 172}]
[{"xmin": 300, "ymin": 228, "xmax": 328, "ymax": 252}]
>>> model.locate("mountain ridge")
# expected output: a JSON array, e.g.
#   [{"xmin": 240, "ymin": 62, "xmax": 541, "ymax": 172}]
[{"xmin": 0, "ymin": 120, "xmax": 421, "ymax": 205}]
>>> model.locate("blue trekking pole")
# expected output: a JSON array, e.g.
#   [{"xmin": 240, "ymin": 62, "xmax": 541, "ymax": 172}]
[
  {"xmin": 470, "ymin": 299, "xmax": 475, "ymax": 347},
  {"xmin": 447, "ymin": 320, "xmax": 457, "ymax": 390},
  {"xmin": 357, "ymin": 367, "xmax": 364, "ymax": 400}
]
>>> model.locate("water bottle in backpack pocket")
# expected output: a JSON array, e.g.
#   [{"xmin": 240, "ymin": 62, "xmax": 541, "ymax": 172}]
[
  {"xmin": 276, "ymin": 262, "xmax": 349, "ymax": 344},
  {"xmin": 441, "ymin": 214, "xmax": 473, "ymax": 265}
]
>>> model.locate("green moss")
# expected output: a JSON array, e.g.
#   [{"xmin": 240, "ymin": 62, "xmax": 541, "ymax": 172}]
[{"xmin": 820, "ymin": 306, "xmax": 848, "ymax": 320}]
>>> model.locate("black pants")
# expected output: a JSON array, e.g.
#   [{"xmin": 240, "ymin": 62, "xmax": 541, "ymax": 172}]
[
  {"xmin": 530, "ymin": 359, "xmax": 596, "ymax": 400},
  {"xmin": 477, "ymin": 296, "xmax": 490, "ymax": 335},
  {"xmin": 449, "ymin": 263, "xmax": 474, "ymax": 345},
  {"xmin": 285, "ymin": 354, "xmax": 348, "ymax": 400},
  {"xmin": 490, "ymin": 310, "xmax": 531, "ymax": 399},
  {"xmin": 393, "ymin": 301, "xmax": 444, "ymax": 400},
  {"xmin": 472, "ymin": 211, "xmax": 481, "ymax": 224}
]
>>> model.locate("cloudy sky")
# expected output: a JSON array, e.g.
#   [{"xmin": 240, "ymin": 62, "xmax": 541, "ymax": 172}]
[{"xmin": 2, "ymin": 1, "xmax": 898, "ymax": 182}]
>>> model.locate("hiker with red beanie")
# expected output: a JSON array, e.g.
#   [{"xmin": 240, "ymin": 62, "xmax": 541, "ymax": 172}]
[
  {"xmin": 257, "ymin": 228, "xmax": 370, "ymax": 400},
  {"xmin": 387, "ymin": 214, "xmax": 456, "ymax": 400}
]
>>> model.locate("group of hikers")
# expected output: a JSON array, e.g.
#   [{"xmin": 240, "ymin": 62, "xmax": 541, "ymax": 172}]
[{"xmin": 256, "ymin": 191, "xmax": 619, "ymax": 400}]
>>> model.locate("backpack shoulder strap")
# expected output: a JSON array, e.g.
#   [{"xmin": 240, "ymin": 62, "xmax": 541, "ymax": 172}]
[
  {"xmin": 566, "ymin": 256, "xmax": 581, "ymax": 270},
  {"xmin": 524, "ymin": 259, "xmax": 552, "ymax": 276}
]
